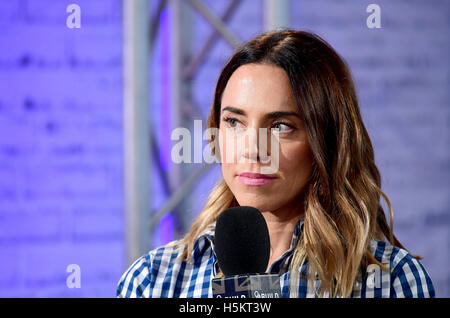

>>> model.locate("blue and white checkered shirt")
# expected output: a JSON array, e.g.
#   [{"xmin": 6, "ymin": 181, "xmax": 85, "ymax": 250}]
[{"xmin": 117, "ymin": 219, "xmax": 435, "ymax": 298}]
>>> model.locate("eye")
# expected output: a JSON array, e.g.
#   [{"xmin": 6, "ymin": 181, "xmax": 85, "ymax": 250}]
[
  {"xmin": 272, "ymin": 122, "xmax": 293, "ymax": 133},
  {"xmin": 222, "ymin": 116, "xmax": 242, "ymax": 129}
]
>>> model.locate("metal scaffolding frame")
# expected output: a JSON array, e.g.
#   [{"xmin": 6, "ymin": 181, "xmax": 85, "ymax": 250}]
[{"xmin": 123, "ymin": 0, "xmax": 290, "ymax": 266}]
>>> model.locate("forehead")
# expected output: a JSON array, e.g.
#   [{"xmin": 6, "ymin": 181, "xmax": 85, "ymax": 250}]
[{"xmin": 221, "ymin": 63, "xmax": 297, "ymax": 114}]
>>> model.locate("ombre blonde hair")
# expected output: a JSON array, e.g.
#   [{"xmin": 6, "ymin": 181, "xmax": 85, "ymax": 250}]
[{"xmin": 175, "ymin": 30, "xmax": 416, "ymax": 297}]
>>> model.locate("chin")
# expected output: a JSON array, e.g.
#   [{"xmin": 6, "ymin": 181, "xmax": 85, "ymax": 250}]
[{"xmin": 233, "ymin": 197, "xmax": 280, "ymax": 212}]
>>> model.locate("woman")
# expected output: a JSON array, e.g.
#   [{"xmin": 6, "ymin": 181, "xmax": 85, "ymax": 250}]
[{"xmin": 117, "ymin": 29, "xmax": 435, "ymax": 298}]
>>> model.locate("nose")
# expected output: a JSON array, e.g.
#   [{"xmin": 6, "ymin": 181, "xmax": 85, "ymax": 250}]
[
  {"xmin": 240, "ymin": 126, "xmax": 273, "ymax": 164},
  {"xmin": 242, "ymin": 127, "xmax": 259, "ymax": 163}
]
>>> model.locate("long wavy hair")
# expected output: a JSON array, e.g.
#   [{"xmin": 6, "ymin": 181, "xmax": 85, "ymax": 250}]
[{"xmin": 175, "ymin": 29, "xmax": 414, "ymax": 297}]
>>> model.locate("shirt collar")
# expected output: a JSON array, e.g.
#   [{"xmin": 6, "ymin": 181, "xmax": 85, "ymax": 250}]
[
  {"xmin": 191, "ymin": 224, "xmax": 216, "ymax": 261},
  {"xmin": 267, "ymin": 218, "xmax": 304, "ymax": 273},
  {"xmin": 289, "ymin": 218, "xmax": 305, "ymax": 251},
  {"xmin": 191, "ymin": 218, "xmax": 305, "ymax": 268}
]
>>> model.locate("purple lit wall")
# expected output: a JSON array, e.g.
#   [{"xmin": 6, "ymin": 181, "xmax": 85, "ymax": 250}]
[
  {"xmin": 0, "ymin": 0, "xmax": 123, "ymax": 297},
  {"xmin": 0, "ymin": 0, "xmax": 448, "ymax": 298}
]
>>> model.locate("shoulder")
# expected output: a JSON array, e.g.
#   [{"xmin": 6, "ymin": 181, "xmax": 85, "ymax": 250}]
[
  {"xmin": 369, "ymin": 239, "xmax": 435, "ymax": 298},
  {"xmin": 116, "ymin": 241, "xmax": 185, "ymax": 298}
]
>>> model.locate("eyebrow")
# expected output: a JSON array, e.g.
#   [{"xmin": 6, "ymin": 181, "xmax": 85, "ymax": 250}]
[{"xmin": 221, "ymin": 106, "xmax": 301, "ymax": 119}]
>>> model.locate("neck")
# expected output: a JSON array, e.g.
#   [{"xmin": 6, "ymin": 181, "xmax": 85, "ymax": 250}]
[{"xmin": 261, "ymin": 198, "xmax": 305, "ymax": 269}]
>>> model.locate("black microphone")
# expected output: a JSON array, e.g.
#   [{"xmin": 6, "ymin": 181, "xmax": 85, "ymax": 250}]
[{"xmin": 211, "ymin": 206, "xmax": 282, "ymax": 298}]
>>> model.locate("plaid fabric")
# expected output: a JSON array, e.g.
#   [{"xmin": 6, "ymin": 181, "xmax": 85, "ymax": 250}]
[{"xmin": 117, "ymin": 220, "xmax": 435, "ymax": 298}]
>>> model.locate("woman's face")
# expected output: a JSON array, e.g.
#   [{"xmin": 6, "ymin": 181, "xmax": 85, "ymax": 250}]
[{"xmin": 219, "ymin": 63, "xmax": 314, "ymax": 213}]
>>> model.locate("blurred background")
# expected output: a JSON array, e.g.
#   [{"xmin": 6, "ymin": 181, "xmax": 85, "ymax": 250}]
[{"xmin": 0, "ymin": 0, "xmax": 448, "ymax": 297}]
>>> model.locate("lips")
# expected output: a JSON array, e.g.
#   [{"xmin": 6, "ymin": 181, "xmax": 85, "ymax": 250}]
[
  {"xmin": 237, "ymin": 172, "xmax": 277, "ymax": 186},
  {"xmin": 238, "ymin": 172, "xmax": 277, "ymax": 179}
]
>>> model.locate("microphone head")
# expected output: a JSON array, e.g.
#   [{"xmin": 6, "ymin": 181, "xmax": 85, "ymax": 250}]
[{"xmin": 214, "ymin": 206, "xmax": 270, "ymax": 276}]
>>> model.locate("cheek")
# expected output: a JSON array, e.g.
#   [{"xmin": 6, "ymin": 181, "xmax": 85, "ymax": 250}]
[
  {"xmin": 218, "ymin": 127, "xmax": 233, "ymax": 163},
  {"xmin": 218, "ymin": 128, "xmax": 236, "ymax": 180},
  {"xmin": 218, "ymin": 128, "xmax": 247, "ymax": 165},
  {"xmin": 279, "ymin": 141, "xmax": 313, "ymax": 178}
]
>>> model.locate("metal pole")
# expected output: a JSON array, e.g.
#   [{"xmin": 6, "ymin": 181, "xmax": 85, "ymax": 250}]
[
  {"xmin": 151, "ymin": 164, "xmax": 212, "ymax": 230},
  {"xmin": 166, "ymin": 0, "xmax": 185, "ymax": 239},
  {"xmin": 183, "ymin": 0, "xmax": 242, "ymax": 81},
  {"xmin": 186, "ymin": 0, "xmax": 241, "ymax": 49},
  {"xmin": 123, "ymin": 0, "xmax": 150, "ymax": 267},
  {"xmin": 263, "ymin": 0, "xmax": 290, "ymax": 31}
]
